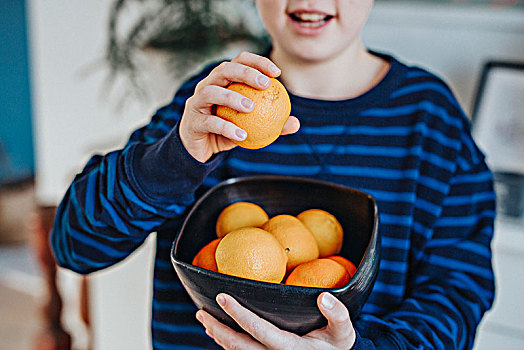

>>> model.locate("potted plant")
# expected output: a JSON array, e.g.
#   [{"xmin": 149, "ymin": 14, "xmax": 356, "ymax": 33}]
[{"xmin": 104, "ymin": 0, "xmax": 270, "ymax": 106}]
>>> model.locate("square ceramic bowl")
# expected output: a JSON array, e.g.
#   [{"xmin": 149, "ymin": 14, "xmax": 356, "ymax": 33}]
[{"xmin": 171, "ymin": 175, "xmax": 380, "ymax": 335}]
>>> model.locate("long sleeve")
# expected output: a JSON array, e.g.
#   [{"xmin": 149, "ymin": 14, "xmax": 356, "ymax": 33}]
[
  {"xmin": 354, "ymin": 146, "xmax": 496, "ymax": 349},
  {"xmin": 49, "ymin": 52, "xmax": 498, "ymax": 349},
  {"xmin": 50, "ymin": 65, "xmax": 224, "ymax": 274}
]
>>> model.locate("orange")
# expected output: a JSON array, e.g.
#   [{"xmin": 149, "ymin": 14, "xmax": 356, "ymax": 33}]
[
  {"xmin": 285, "ymin": 258, "xmax": 350, "ymax": 288},
  {"xmin": 327, "ymin": 256, "xmax": 357, "ymax": 278},
  {"xmin": 262, "ymin": 215, "xmax": 319, "ymax": 272},
  {"xmin": 215, "ymin": 201, "xmax": 269, "ymax": 238},
  {"xmin": 215, "ymin": 227, "xmax": 287, "ymax": 283},
  {"xmin": 216, "ymin": 78, "xmax": 291, "ymax": 149},
  {"xmin": 192, "ymin": 238, "xmax": 221, "ymax": 272},
  {"xmin": 297, "ymin": 209, "xmax": 343, "ymax": 258}
]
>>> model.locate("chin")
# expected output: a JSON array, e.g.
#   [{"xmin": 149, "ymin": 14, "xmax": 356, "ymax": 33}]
[
  {"xmin": 288, "ymin": 45, "xmax": 348, "ymax": 64},
  {"xmin": 295, "ymin": 52, "xmax": 333, "ymax": 64},
  {"xmin": 273, "ymin": 31, "xmax": 354, "ymax": 63}
]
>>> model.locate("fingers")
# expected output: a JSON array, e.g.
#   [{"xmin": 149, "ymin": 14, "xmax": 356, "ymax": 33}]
[
  {"xmin": 197, "ymin": 293, "xmax": 355, "ymax": 350},
  {"xmin": 195, "ymin": 115, "xmax": 247, "ymax": 143},
  {"xmin": 197, "ymin": 62, "xmax": 271, "ymax": 91},
  {"xmin": 281, "ymin": 116, "xmax": 300, "ymax": 135},
  {"xmin": 190, "ymin": 84, "xmax": 255, "ymax": 114},
  {"xmin": 232, "ymin": 51, "xmax": 281, "ymax": 78},
  {"xmin": 316, "ymin": 293, "xmax": 356, "ymax": 348},
  {"xmin": 214, "ymin": 293, "xmax": 296, "ymax": 349},
  {"xmin": 197, "ymin": 52, "xmax": 280, "ymax": 92},
  {"xmin": 189, "ymin": 52, "xmax": 284, "ymax": 133},
  {"xmin": 190, "ymin": 52, "xmax": 281, "ymax": 119},
  {"xmin": 196, "ymin": 310, "xmax": 266, "ymax": 350},
  {"xmin": 179, "ymin": 51, "xmax": 287, "ymax": 163}
]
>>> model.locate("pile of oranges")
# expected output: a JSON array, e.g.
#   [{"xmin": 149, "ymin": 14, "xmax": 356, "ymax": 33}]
[{"xmin": 192, "ymin": 201, "xmax": 357, "ymax": 288}]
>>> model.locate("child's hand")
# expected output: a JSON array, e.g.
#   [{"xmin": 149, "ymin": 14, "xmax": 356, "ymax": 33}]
[
  {"xmin": 196, "ymin": 292, "xmax": 356, "ymax": 350},
  {"xmin": 179, "ymin": 52, "xmax": 300, "ymax": 163}
]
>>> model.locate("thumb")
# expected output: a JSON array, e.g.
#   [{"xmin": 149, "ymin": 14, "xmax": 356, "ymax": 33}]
[
  {"xmin": 280, "ymin": 116, "xmax": 300, "ymax": 135},
  {"xmin": 317, "ymin": 292, "xmax": 356, "ymax": 346}
]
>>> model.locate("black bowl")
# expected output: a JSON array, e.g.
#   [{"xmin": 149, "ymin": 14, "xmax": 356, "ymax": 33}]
[{"xmin": 171, "ymin": 175, "xmax": 380, "ymax": 335}]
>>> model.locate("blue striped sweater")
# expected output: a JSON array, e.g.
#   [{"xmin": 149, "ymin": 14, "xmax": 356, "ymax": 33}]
[{"xmin": 51, "ymin": 52, "xmax": 495, "ymax": 349}]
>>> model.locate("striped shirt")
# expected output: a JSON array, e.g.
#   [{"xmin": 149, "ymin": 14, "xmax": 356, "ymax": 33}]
[{"xmin": 51, "ymin": 52, "xmax": 495, "ymax": 349}]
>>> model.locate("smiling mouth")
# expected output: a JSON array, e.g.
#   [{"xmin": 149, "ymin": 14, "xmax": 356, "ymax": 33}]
[{"xmin": 289, "ymin": 12, "xmax": 334, "ymax": 28}]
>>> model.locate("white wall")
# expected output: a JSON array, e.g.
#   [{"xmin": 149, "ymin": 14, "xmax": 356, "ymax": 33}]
[
  {"xmin": 28, "ymin": 1, "xmax": 524, "ymax": 349},
  {"xmin": 27, "ymin": 1, "xmax": 173, "ymax": 349},
  {"xmin": 28, "ymin": 0, "xmax": 176, "ymax": 207},
  {"xmin": 364, "ymin": 3, "xmax": 524, "ymax": 116}
]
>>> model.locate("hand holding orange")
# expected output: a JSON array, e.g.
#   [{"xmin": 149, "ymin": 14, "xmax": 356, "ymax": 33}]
[
  {"xmin": 178, "ymin": 52, "xmax": 299, "ymax": 163},
  {"xmin": 216, "ymin": 78, "xmax": 292, "ymax": 149}
]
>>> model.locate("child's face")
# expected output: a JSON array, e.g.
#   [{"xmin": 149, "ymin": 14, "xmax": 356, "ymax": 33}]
[{"xmin": 255, "ymin": 0, "xmax": 373, "ymax": 63}]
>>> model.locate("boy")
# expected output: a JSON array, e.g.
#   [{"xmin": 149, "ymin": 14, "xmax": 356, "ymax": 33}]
[{"xmin": 51, "ymin": 0, "xmax": 495, "ymax": 349}]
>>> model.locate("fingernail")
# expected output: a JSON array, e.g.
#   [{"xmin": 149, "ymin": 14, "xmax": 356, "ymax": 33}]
[
  {"xmin": 269, "ymin": 63, "xmax": 281, "ymax": 75},
  {"xmin": 322, "ymin": 293, "xmax": 336, "ymax": 310},
  {"xmin": 257, "ymin": 74, "xmax": 270, "ymax": 87},
  {"xmin": 196, "ymin": 311, "xmax": 204, "ymax": 323},
  {"xmin": 217, "ymin": 294, "xmax": 226, "ymax": 307},
  {"xmin": 235, "ymin": 129, "xmax": 247, "ymax": 141},
  {"xmin": 241, "ymin": 98, "xmax": 254, "ymax": 110}
]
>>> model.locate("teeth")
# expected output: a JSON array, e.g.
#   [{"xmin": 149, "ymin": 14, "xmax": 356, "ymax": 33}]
[
  {"xmin": 295, "ymin": 12, "xmax": 327, "ymax": 22},
  {"xmin": 299, "ymin": 20, "xmax": 326, "ymax": 28},
  {"xmin": 289, "ymin": 12, "xmax": 332, "ymax": 29}
]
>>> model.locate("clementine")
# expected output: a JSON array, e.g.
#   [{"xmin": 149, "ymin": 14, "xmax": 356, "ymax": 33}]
[
  {"xmin": 285, "ymin": 258, "xmax": 350, "ymax": 289},
  {"xmin": 215, "ymin": 227, "xmax": 287, "ymax": 283},
  {"xmin": 327, "ymin": 255, "xmax": 357, "ymax": 278},
  {"xmin": 262, "ymin": 214, "xmax": 319, "ymax": 272},
  {"xmin": 297, "ymin": 209, "xmax": 343, "ymax": 258},
  {"xmin": 215, "ymin": 201, "xmax": 269, "ymax": 238},
  {"xmin": 192, "ymin": 238, "xmax": 221, "ymax": 272},
  {"xmin": 216, "ymin": 78, "xmax": 291, "ymax": 149}
]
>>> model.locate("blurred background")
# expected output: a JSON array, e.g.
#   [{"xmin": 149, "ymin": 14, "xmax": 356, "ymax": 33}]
[{"xmin": 1, "ymin": 0, "xmax": 524, "ymax": 349}]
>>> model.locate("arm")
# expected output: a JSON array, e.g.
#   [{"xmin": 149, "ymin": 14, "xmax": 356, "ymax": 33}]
[
  {"xmin": 355, "ymin": 158, "xmax": 495, "ymax": 349},
  {"xmin": 51, "ymin": 52, "xmax": 299, "ymax": 274},
  {"xmin": 197, "ymin": 158, "xmax": 495, "ymax": 350},
  {"xmin": 50, "ymin": 82, "xmax": 223, "ymax": 274},
  {"xmin": 197, "ymin": 126, "xmax": 495, "ymax": 350}
]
